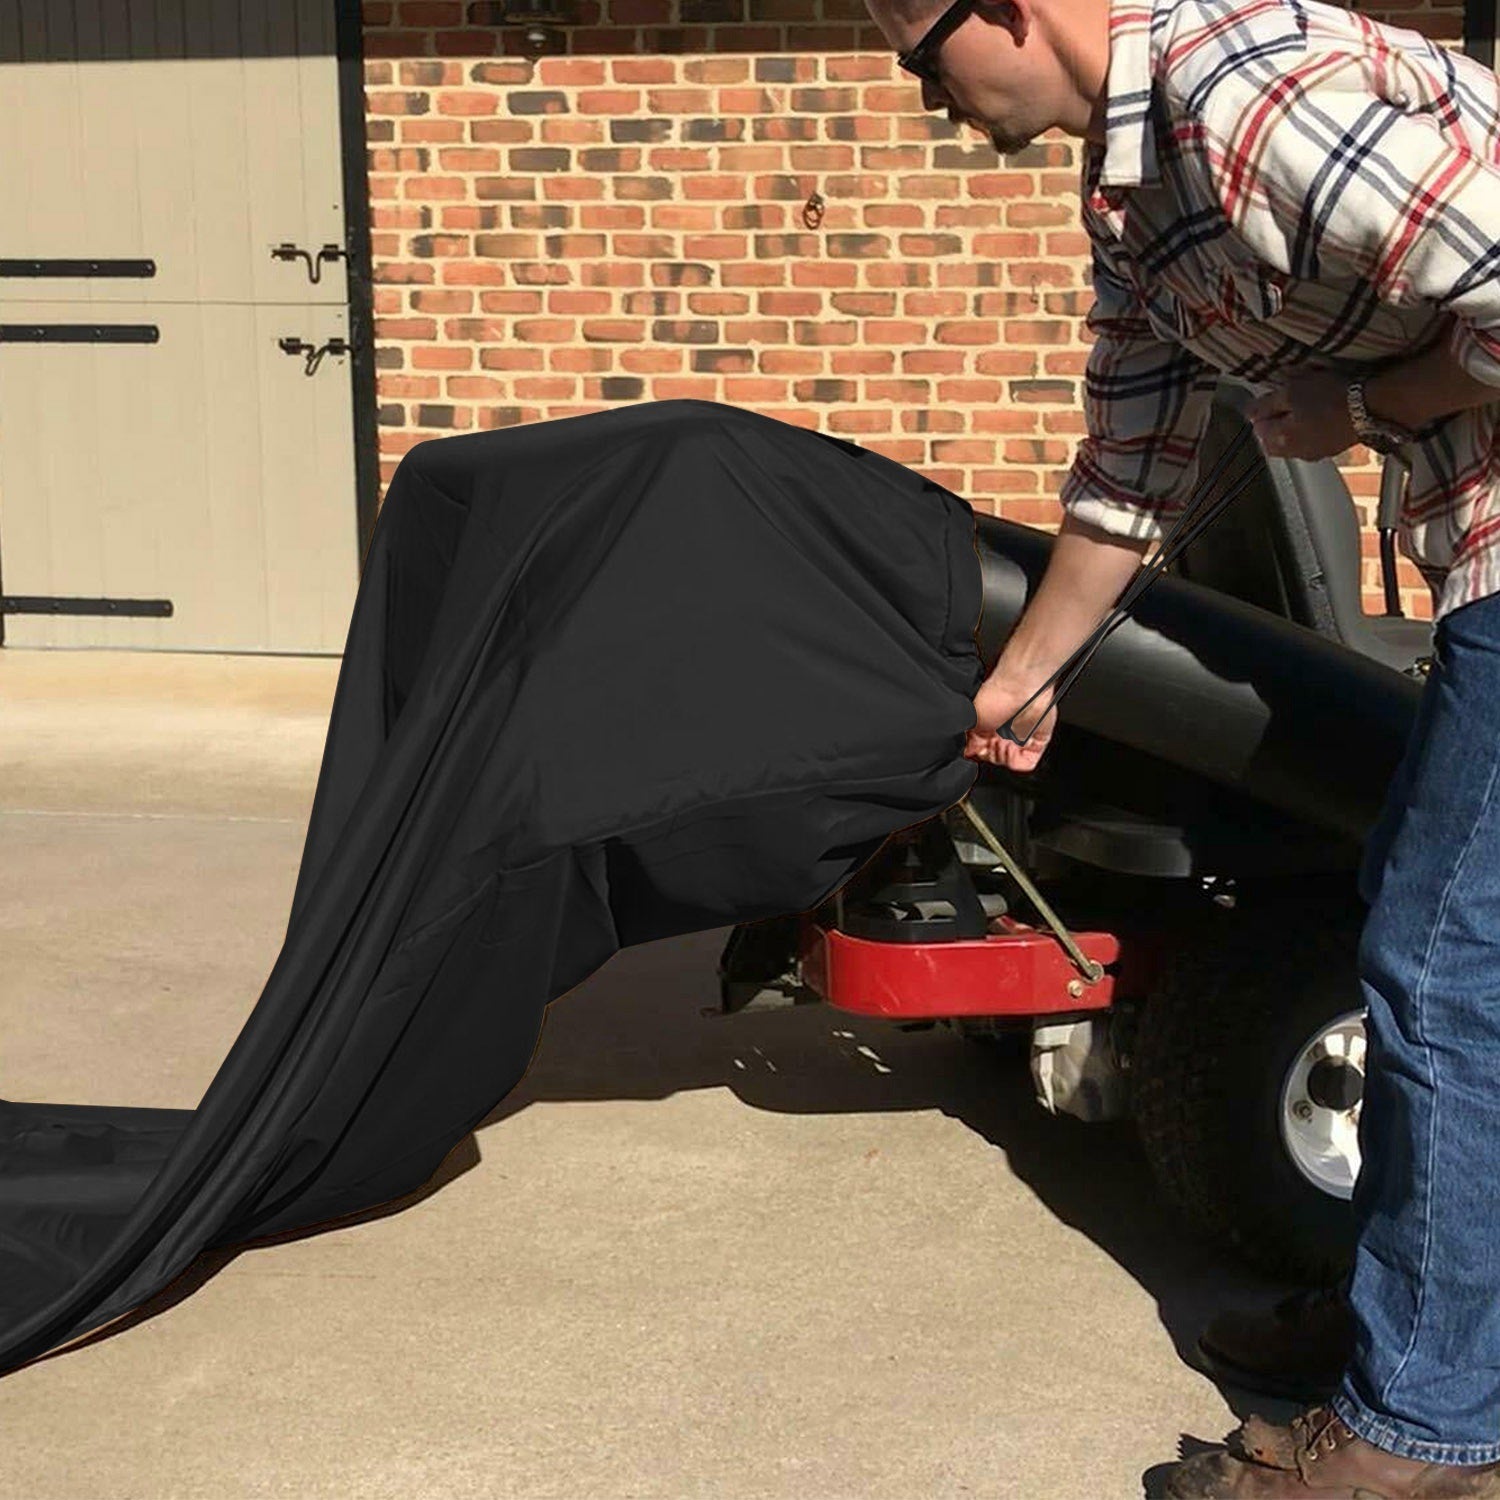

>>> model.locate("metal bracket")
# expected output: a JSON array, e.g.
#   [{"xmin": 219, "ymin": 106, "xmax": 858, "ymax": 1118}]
[
  {"xmin": 0, "ymin": 259, "xmax": 156, "ymax": 279},
  {"xmin": 956, "ymin": 796, "xmax": 1105, "ymax": 984},
  {"xmin": 0, "ymin": 596, "xmax": 173, "ymax": 617},
  {"xmin": 278, "ymin": 335, "xmax": 349, "ymax": 377},
  {"xmin": 271, "ymin": 242, "xmax": 347, "ymax": 286},
  {"xmin": 0, "ymin": 325, "xmax": 159, "ymax": 344}
]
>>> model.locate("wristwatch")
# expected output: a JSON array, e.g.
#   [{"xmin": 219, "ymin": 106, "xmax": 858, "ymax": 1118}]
[{"xmin": 1346, "ymin": 376, "xmax": 1418, "ymax": 455}]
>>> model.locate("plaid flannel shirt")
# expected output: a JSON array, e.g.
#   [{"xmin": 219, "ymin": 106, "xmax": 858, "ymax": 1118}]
[{"xmin": 1059, "ymin": 0, "xmax": 1500, "ymax": 623}]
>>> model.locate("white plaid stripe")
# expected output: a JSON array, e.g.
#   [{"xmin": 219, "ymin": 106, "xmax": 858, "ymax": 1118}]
[{"xmin": 1059, "ymin": 0, "xmax": 1500, "ymax": 621}]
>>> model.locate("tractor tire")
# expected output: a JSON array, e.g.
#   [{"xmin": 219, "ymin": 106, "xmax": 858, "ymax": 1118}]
[{"xmin": 1131, "ymin": 892, "xmax": 1368, "ymax": 1286}]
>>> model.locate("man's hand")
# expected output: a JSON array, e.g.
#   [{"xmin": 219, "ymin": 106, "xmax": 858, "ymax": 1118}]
[
  {"xmin": 1247, "ymin": 367, "xmax": 1358, "ymax": 460},
  {"xmin": 965, "ymin": 668, "xmax": 1058, "ymax": 773}
]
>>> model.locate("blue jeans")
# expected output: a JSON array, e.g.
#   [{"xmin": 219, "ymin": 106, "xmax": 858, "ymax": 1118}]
[{"xmin": 1330, "ymin": 589, "xmax": 1500, "ymax": 1463}]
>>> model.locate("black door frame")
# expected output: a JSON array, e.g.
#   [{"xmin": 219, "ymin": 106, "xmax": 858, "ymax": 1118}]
[
  {"xmin": 1467, "ymin": 0, "xmax": 1497, "ymax": 66},
  {"xmin": 335, "ymin": 0, "xmax": 382, "ymax": 572}
]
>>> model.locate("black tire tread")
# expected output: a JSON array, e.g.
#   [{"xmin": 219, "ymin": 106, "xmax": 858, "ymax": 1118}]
[{"xmin": 1131, "ymin": 892, "xmax": 1366, "ymax": 1284}]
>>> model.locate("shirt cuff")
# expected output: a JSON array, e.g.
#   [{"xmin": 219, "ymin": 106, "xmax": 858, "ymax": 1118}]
[
  {"xmin": 1058, "ymin": 451, "xmax": 1173, "ymax": 545},
  {"xmin": 1446, "ymin": 315, "xmax": 1500, "ymax": 388}
]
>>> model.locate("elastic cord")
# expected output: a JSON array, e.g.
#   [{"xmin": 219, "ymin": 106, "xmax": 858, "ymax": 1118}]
[{"xmin": 998, "ymin": 422, "xmax": 1260, "ymax": 746}]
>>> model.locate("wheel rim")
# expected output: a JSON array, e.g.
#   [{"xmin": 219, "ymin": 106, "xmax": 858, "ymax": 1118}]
[{"xmin": 1278, "ymin": 1009, "xmax": 1367, "ymax": 1200}]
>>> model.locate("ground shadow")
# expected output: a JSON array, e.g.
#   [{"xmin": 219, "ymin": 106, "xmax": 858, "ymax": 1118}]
[{"xmin": 38, "ymin": 923, "xmax": 1307, "ymax": 1484}]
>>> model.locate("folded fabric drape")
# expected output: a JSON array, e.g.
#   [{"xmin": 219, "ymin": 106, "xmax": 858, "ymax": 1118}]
[{"xmin": 0, "ymin": 399, "xmax": 986, "ymax": 1375}]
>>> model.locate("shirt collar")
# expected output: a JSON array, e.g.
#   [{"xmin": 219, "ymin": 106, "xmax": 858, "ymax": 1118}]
[{"xmin": 1086, "ymin": 0, "xmax": 1160, "ymax": 210}]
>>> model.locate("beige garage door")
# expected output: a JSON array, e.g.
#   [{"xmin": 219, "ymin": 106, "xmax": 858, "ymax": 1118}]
[{"xmin": 0, "ymin": 0, "xmax": 360, "ymax": 652}]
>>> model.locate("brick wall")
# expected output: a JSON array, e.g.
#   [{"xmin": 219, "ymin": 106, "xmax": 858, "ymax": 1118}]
[{"xmin": 363, "ymin": 0, "xmax": 1468, "ymax": 619}]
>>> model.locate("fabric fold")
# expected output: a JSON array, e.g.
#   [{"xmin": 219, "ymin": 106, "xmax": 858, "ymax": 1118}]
[{"xmin": 0, "ymin": 399, "xmax": 985, "ymax": 1374}]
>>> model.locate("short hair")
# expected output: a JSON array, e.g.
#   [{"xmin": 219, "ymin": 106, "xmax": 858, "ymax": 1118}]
[{"xmin": 882, "ymin": 0, "xmax": 953, "ymax": 27}]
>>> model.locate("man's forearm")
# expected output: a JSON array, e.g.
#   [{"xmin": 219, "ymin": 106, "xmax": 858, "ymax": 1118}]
[
  {"xmin": 1365, "ymin": 322, "xmax": 1500, "ymax": 430},
  {"xmin": 993, "ymin": 510, "xmax": 1151, "ymax": 685}
]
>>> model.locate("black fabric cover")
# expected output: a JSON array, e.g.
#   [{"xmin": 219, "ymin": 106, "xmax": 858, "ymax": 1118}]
[{"xmin": 0, "ymin": 398, "xmax": 984, "ymax": 1374}]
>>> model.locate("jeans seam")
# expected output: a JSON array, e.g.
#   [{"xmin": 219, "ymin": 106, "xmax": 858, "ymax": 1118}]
[
  {"xmin": 1374, "ymin": 739, "xmax": 1500, "ymax": 1413},
  {"xmin": 1332, "ymin": 1393, "xmax": 1500, "ymax": 1464}
]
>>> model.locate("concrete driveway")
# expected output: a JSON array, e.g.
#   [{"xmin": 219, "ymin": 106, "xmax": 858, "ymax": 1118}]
[{"xmin": 0, "ymin": 649, "xmax": 1303, "ymax": 1500}]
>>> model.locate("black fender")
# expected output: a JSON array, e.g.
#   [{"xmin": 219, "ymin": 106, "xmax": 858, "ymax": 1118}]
[{"xmin": 972, "ymin": 515, "xmax": 1422, "ymax": 846}]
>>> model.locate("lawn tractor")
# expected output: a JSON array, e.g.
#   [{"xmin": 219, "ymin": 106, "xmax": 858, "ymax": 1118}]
[{"xmin": 717, "ymin": 379, "xmax": 1433, "ymax": 1287}]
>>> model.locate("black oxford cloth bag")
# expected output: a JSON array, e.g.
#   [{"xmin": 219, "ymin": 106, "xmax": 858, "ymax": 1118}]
[{"xmin": 0, "ymin": 398, "xmax": 985, "ymax": 1373}]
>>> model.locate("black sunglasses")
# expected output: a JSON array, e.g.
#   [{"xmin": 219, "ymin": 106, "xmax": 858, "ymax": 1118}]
[{"xmin": 897, "ymin": 0, "xmax": 983, "ymax": 86}]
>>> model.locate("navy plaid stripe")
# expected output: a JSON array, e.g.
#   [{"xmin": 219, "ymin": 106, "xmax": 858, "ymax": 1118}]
[{"xmin": 1060, "ymin": 0, "xmax": 1500, "ymax": 622}]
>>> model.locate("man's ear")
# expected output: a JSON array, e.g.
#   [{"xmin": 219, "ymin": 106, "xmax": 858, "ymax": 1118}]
[{"xmin": 976, "ymin": 0, "xmax": 1028, "ymax": 43}]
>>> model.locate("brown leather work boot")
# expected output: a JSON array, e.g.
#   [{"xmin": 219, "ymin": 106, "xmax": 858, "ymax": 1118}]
[
  {"xmin": 1195, "ymin": 1284, "xmax": 1356, "ymax": 1403},
  {"xmin": 1162, "ymin": 1405, "xmax": 1500, "ymax": 1497}
]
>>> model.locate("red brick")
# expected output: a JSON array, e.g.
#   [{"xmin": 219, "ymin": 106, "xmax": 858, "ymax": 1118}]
[
  {"xmin": 937, "ymin": 206, "xmax": 1004, "ymax": 229},
  {"xmin": 788, "ymin": 145, "xmax": 855, "ymax": 170},
  {"xmin": 693, "ymin": 348, "xmax": 754, "ymax": 373},
  {"xmin": 937, "ymin": 379, "xmax": 1003, "ymax": 403},
  {"xmin": 1011, "ymin": 262, "xmax": 1084, "ymax": 290},
  {"xmin": 1004, "ymin": 319, "xmax": 1071, "ymax": 344},
  {"xmin": 723, "ymin": 377, "xmax": 791, "ymax": 401},
  {"xmin": 577, "ymin": 89, "xmax": 642, "ymax": 113},
  {"xmin": 1008, "ymin": 201, "xmax": 1075, "ymax": 227},
  {"xmin": 793, "ymin": 320, "xmax": 858, "ymax": 345},
  {"xmin": 511, "ymin": 263, "xmax": 574, "ymax": 285},
  {"xmin": 1003, "ymin": 439, "xmax": 1072, "ymax": 464},
  {"xmin": 934, "ymin": 320, "xmax": 999, "ymax": 345},
  {"xmin": 829, "ymin": 409, "xmax": 892, "ymax": 433},
  {"xmin": 612, "ymin": 58, "xmax": 677, "ymax": 84},
  {"xmin": 865, "ymin": 204, "xmax": 925, "ymax": 228},
  {"xmin": 684, "ymin": 233, "xmax": 749, "ymax": 258},
  {"xmin": 761, "ymin": 349, "xmax": 824, "ymax": 374},
  {"xmin": 445, "ymin": 375, "xmax": 509, "ymax": 398},
  {"xmin": 479, "ymin": 347, "xmax": 546, "ymax": 371},
  {"xmin": 414, "ymin": 288, "xmax": 471, "ymax": 312},
  {"xmin": 541, "ymin": 177, "xmax": 607, "ymax": 200},
  {"xmin": 582, "ymin": 319, "xmax": 647, "ymax": 341},
  {"xmin": 536, "ymin": 58, "xmax": 608, "ymax": 86},
  {"xmin": 790, "ymin": 262, "xmax": 859, "ymax": 287},
  {"xmin": 648, "ymin": 148, "xmax": 714, "ymax": 171},
  {"xmin": 1044, "ymin": 232, "xmax": 1092, "ymax": 257},
  {"xmin": 865, "ymin": 378, "xmax": 931, "ymax": 402},
  {"xmin": 652, "ymin": 262, "xmax": 715, "ymax": 286},
  {"xmin": 721, "ymin": 264, "xmax": 786, "ymax": 287},
  {"xmin": 975, "ymin": 351, "xmax": 1039, "ymax": 376},
  {"xmin": 687, "ymin": 292, "xmax": 750, "ymax": 314},
  {"xmin": 901, "ymin": 350, "xmax": 968, "ymax": 374},
  {"xmin": 651, "ymin": 378, "xmax": 721, "ymax": 399},
  {"xmin": 648, "ymin": 88, "xmax": 715, "ymax": 111},
  {"xmin": 652, "ymin": 319, "xmax": 719, "ymax": 343},
  {"xmin": 512, "ymin": 318, "xmax": 577, "ymax": 342},
  {"xmin": 831, "ymin": 292, "xmax": 896, "ymax": 316},
  {"xmin": 540, "ymin": 121, "xmax": 604, "ymax": 145},
  {"xmin": 376, "ymin": 261, "xmax": 437, "ymax": 284},
  {"xmin": 681, "ymin": 175, "xmax": 750, "ymax": 199},
  {"xmin": 864, "ymin": 263, "xmax": 932, "ymax": 287},
  {"xmin": 683, "ymin": 57, "xmax": 749, "ymax": 83},
  {"xmin": 403, "ymin": 175, "xmax": 467, "ymax": 200},
  {"xmin": 513, "ymin": 376, "xmax": 578, "ymax": 399},
  {"xmin": 654, "ymin": 206, "xmax": 720, "ymax": 231},
  {"xmin": 1043, "ymin": 351, "xmax": 1090, "ymax": 375},
  {"xmin": 548, "ymin": 291, "xmax": 613, "ymax": 314},
  {"xmin": 552, "ymin": 348, "xmax": 615, "ymax": 372},
  {"xmin": 440, "ymin": 91, "xmax": 500, "ymax": 116},
  {"xmin": 753, "ymin": 291, "xmax": 818, "ymax": 318},
  {"xmin": 464, "ymin": 121, "xmax": 531, "ymax": 148},
  {"xmin": 581, "ymin": 205, "xmax": 646, "ymax": 230},
  {"xmin": 860, "ymin": 82, "xmax": 921, "ymax": 112},
  {"xmin": 903, "ymin": 409, "xmax": 966, "ymax": 433},
  {"xmin": 621, "ymin": 348, "xmax": 685, "ymax": 372},
  {"xmin": 1011, "ymin": 379, "xmax": 1077, "ymax": 403},
  {"xmin": 904, "ymin": 292, "xmax": 966, "ymax": 317}
]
